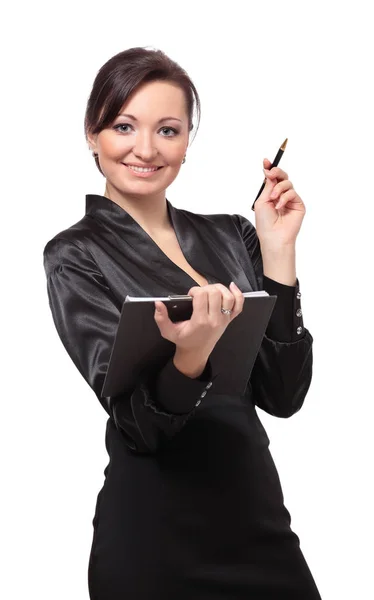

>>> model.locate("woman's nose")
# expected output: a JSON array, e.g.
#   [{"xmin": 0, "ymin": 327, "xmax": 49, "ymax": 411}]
[{"xmin": 133, "ymin": 131, "xmax": 157, "ymax": 159}]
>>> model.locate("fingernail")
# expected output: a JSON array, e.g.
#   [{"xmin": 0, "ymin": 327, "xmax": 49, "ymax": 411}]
[
  {"xmin": 275, "ymin": 202, "xmax": 281, "ymax": 209},
  {"xmin": 230, "ymin": 281, "xmax": 240, "ymax": 290}
]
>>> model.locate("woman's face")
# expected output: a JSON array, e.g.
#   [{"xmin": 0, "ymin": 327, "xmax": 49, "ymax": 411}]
[{"xmin": 89, "ymin": 80, "xmax": 190, "ymax": 200}]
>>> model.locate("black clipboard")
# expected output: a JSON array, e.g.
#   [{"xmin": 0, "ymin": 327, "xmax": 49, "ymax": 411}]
[{"xmin": 102, "ymin": 292, "xmax": 277, "ymax": 398}]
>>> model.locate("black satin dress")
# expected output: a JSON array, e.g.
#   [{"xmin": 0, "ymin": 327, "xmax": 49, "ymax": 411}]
[{"xmin": 43, "ymin": 194, "xmax": 321, "ymax": 599}]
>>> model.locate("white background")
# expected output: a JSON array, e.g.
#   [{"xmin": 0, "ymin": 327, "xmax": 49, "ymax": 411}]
[{"xmin": 1, "ymin": 1, "xmax": 373, "ymax": 598}]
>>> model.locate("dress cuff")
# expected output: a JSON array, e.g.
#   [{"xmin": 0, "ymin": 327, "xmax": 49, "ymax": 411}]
[
  {"xmin": 262, "ymin": 275, "xmax": 305, "ymax": 342},
  {"xmin": 154, "ymin": 355, "xmax": 217, "ymax": 415}
]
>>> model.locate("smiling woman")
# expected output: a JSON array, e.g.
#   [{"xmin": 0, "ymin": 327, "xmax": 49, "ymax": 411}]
[
  {"xmin": 86, "ymin": 77, "xmax": 190, "ymax": 205},
  {"xmin": 44, "ymin": 46, "xmax": 322, "ymax": 600},
  {"xmin": 84, "ymin": 48, "xmax": 199, "ymax": 213}
]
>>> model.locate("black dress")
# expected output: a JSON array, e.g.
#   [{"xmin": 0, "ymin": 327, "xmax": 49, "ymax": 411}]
[{"xmin": 43, "ymin": 194, "xmax": 322, "ymax": 599}]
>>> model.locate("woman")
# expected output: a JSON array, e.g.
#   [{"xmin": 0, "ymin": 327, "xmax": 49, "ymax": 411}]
[{"xmin": 43, "ymin": 47, "xmax": 322, "ymax": 599}]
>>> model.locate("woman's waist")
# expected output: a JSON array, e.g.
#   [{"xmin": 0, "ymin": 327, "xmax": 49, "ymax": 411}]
[{"xmin": 102, "ymin": 415, "xmax": 283, "ymax": 513}]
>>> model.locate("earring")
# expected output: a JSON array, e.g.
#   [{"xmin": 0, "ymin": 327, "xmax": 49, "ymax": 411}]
[
  {"xmin": 92, "ymin": 151, "xmax": 98, "ymax": 157},
  {"xmin": 182, "ymin": 155, "xmax": 186, "ymax": 164}
]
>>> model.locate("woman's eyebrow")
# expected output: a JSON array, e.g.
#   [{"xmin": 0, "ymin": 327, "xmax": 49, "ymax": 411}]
[{"xmin": 118, "ymin": 113, "xmax": 182, "ymax": 124}]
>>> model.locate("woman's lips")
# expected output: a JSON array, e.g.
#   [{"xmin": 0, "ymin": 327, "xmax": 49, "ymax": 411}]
[{"xmin": 122, "ymin": 164, "xmax": 164, "ymax": 178}]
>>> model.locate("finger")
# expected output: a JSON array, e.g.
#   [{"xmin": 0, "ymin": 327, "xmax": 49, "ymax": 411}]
[
  {"xmin": 254, "ymin": 175, "xmax": 276, "ymax": 208},
  {"xmin": 264, "ymin": 166, "xmax": 288, "ymax": 180},
  {"xmin": 211, "ymin": 284, "xmax": 236, "ymax": 313},
  {"xmin": 275, "ymin": 189, "xmax": 300, "ymax": 210},
  {"xmin": 270, "ymin": 179, "xmax": 293, "ymax": 200},
  {"xmin": 263, "ymin": 175, "xmax": 277, "ymax": 195},
  {"xmin": 263, "ymin": 169, "xmax": 278, "ymax": 181},
  {"xmin": 154, "ymin": 300, "xmax": 168, "ymax": 319},
  {"xmin": 154, "ymin": 301, "xmax": 175, "ymax": 339},
  {"xmin": 188, "ymin": 285, "xmax": 202, "ymax": 296},
  {"xmin": 263, "ymin": 158, "xmax": 272, "ymax": 168},
  {"xmin": 229, "ymin": 282, "xmax": 244, "ymax": 316},
  {"xmin": 188, "ymin": 287, "xmax": 209, "ymax": 324},
  {"xmin": 206, "ymin": 286, "xmax": 227, "ymax": 321}
]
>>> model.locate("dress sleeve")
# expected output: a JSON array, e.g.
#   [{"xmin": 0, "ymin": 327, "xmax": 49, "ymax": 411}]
[
  {"xmin": 231, "ymin": 214, "xmax": 313, "ymax": 418},
  {"xmin": 43, "ymin": 238, "xmax": 217, "ymax": 454}
]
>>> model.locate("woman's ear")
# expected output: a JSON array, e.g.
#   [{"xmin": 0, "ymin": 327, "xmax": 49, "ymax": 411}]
[{"xmin": 86, "ymin": 133, "xmax": 98, "ymax": 155}]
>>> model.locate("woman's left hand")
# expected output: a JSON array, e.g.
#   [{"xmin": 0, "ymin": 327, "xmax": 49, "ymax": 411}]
[{"xmin": 254, "ymin": 157, "xmax": 306, "ymax": 248}]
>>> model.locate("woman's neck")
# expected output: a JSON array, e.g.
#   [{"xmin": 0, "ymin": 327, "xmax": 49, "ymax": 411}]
[{"xmin": 104, "ymin": 183, "xmax": 172, "ymax": 235}]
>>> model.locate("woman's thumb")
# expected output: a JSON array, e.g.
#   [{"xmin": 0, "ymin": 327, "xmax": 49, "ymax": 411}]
[
  {"xmin": 154, "ymin": 301, "xmax": 165, "ymax": 316},
  {"xmin": 154, "ymin": 301, "xmax": 172, "ymax": 326},
  {"xmin": 154, "ymin": 301, "xmax": 175, "ymax": 341}
]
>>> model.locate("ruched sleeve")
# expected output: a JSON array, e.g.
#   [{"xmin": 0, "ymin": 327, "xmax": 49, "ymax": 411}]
[
  {"xmin": 43, "ymin": 237, "xmax": 217, "ymax": 454},
  {"xmin": 231, "ymin": 214, "xmax": 313, "ymax": 418}
]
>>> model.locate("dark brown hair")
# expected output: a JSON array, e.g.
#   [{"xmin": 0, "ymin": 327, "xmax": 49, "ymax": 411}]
[{"xmin": 84, "ymin": 46, "xmax": 201, "ymax": 176}]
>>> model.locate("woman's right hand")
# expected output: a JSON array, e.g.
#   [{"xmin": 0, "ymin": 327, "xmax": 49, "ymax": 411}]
[{"xmin": 154, "ymin": 281, "xmax": 244, "ymax": 356}]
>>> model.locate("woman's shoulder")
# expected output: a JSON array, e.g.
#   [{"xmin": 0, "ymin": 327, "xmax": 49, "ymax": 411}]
[{"xmin": 43, "ymin": 215, "xmax": 96, "ymax": 274}]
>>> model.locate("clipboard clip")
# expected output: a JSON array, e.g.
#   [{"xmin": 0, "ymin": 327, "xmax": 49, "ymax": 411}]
[{"xmin": 168, "ymin": 294, "xmax": 192, "ymax": 299}]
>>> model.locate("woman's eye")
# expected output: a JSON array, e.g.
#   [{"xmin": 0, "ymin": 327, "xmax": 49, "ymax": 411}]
[
  {"xmin": 114, "ymin": 124, "xmax": 178, "ymax": 137},
  {"xmin": 114, "ymin": 124, "xmax": 132, "ymax": 133},
  {"xmin": 160, "ymin": 127, "xmax": 178, "ymax": 137}
]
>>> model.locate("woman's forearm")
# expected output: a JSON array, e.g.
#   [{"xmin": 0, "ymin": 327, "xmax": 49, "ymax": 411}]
[
  {"xmin": 173, "ymin": 347, "xmax": 210, "ymax": 379},
  {"xmin": 261, "ymin": 244, "xmax": 297, "ymax": 286}
]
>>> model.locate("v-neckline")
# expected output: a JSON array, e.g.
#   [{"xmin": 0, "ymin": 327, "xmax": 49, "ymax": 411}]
[
  {"xmin": 85, "ymin": 194, "xmax": 216, "ymax": 288},
  {"xmin": 137, "ymin": 201, "xmax": 211, "ymax": 288}
]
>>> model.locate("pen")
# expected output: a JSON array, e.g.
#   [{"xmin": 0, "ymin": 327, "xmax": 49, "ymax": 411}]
[{"xmin": 251, "ymin": 138, "xmax": 288, "ymax": 211}]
